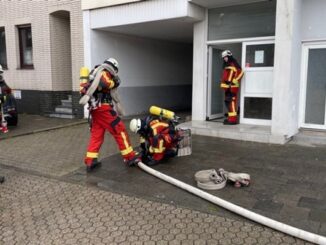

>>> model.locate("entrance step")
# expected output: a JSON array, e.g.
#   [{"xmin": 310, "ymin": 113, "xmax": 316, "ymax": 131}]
[
  {"xmin": 49, "ymin": 113, "xmax": 75, "ymax": 119},
  {"xmin": 49, "ymin": 95, "xmax": 75, "ymax": 119},
  {"xmin": 61, "ymin": 99, "xmax": 72, "ymax": 107},
  {"xmin": 291, "ymin": 129, "xmax": 326, "ymax": 147},
  {"xmin": 55, "ymin": 105, "xmax": 72, "ymax": 114}
]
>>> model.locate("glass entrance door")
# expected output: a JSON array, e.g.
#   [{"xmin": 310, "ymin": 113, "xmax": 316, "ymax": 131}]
[
  {"xmin": 240, "ymin": 41, "xmax": 274, "ymax": 125},
  {"xmin": 300, "ymin": 44, "xmax": 326, "ymax": 129},
  {"xmin": 207, "ymin": 47, "xmax": 224, "ymax": 120}
]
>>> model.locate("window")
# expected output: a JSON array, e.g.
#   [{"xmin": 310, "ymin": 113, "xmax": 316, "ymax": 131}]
[
  {"xmin": 245, "ymin": 44, "xmax": 274, "ymax": 67},
  {"xmin": 0, "ymin": 27, "xmax": 7, "ymax": 69},
  {"xmin": 244, "ymin": 97, "xmax": 272, "ymax": 120},
  {"xmin": 208, "ymin": 1, "xmax": 276, "ymax": 41},
  {"xmin": 18, "ymin": 25, "xmax": 33, "ymax": 68}
]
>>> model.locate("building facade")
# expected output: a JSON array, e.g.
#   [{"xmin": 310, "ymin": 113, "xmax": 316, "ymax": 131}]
[
  {"xmin": 1, "ymin": 0, "xmax": 325, "ymax": 144},
  {"xmin": 0, "ymin": 0, "xmax": 84, "ymax": 117},
  {"xmin": 81, "ymin": 0, "xmax": 326, "ymax": 144}
]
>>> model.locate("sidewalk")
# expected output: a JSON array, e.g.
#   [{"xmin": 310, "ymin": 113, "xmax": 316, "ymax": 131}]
[
  {"xmin": 0, "ymin": 114, "xmax": 86, "ymax": 140},
  {"xmin": 0, "ymin": 114, "xmax": 325, "ymax": 244}
]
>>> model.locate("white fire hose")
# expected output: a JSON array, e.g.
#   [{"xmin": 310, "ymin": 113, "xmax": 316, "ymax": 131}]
[{"xmin": 137, "ymin": 161, "xmax": 326, "ymax": 245}]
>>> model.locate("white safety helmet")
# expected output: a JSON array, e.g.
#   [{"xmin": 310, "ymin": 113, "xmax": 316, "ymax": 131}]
[
  {"xmin": 221, "ymin": 50, "xmax": 232, "ymax": 58},
  {"xmin": 129, "ymin": 118, "xmax": 142, "ymax": 133},
  {"xmin": 0, "ymin": 64, "xmax": 3, "ymax": 74},
  {"xmin": 104, "ymin": 58, "xmax": 119, "ymax": 73}
]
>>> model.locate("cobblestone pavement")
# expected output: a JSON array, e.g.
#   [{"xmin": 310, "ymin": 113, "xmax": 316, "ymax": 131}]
[
  {"xmin": 0, "ymin": 168, "xmax": 309, "ymax": 245},
  {"xmin": 0, "ymin": 123, "xmax": 130, "ymax": 177},
  {"xmin": 0, "ymin": 115, "xmax": 324, "ymax": 244}
]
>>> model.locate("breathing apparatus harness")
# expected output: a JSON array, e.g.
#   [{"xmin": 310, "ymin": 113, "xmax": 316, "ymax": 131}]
[{"xmin": 79, "ymin": 63, "xmax": 123, "ymax": 112}]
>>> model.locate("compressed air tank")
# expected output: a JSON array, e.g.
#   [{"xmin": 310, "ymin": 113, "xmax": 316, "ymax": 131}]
[
  {"xmin": 149, "ymin": 106, "xmax": 175, "ymax": 120},
  {"xmin": 79, "ymin": 67, "xmax": 89, "ymax": 83},
  {"xmin": 79, "ymin": 67, "xmax": 89, "ymax": 92}
]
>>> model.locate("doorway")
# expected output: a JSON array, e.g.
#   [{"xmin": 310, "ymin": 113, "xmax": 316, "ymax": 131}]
[
  {"xmin": 300, "ymin": 43, "xmax": 326, "ymax": 130},
  {"xmin": 207, "ymin": 39, "xmax": 274, "ymax": 125},
  {"xmin": 207, "ymin": 43, "xmax": 242, "ymax": 120},
  {"xmin": 49, "ymin": 10, "xmax": 72, "ymax": 91}
]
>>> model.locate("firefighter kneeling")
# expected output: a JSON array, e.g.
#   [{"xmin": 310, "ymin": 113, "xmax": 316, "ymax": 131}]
[{"xmin": 129, "ymin": 111, "xmax": 181, "ymax": 166}]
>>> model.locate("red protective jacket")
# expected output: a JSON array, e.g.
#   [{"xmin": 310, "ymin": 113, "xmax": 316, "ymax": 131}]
[
  {"xmin": 141, "ymin": 119, "xmax": 176, "ymax": 162},
  {"xmin": 83, "ymin": 69, "xmax": 136, "ymax": 166},
  {"xmin": 220, "ymin": 61, "xmax": 244, "ymax": 94}
]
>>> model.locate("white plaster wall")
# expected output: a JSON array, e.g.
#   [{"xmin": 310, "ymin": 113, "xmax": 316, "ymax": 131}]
[
  {"xmin": 82, "ymin": 0, "xmax": 143, "ymax": 10},
  {"xmin": 272, "ymin": 0, "xmax": 302, "ymax": 142},
  {"xmin": 87, "ymin": 30, "xmax": 193, "ymax": 115},
  {"xmin": 301, "ymin": 0, "xmax": 326, "ymax": 40},
  {"xmin": 89, "ymin": 0, "xmax": 191, "ymax": 29},
  {"xmin": 90, "ymin": 30, "xmax": 192, "ymax": 88},
  {"xmin": 192, "ymin": 11, "xmax": 207, "ymax": 121}
]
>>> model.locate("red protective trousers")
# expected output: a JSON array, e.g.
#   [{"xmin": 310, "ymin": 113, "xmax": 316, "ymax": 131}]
[
  {"xmin": 85, "ymin": 104, "xmax": 136, "ymax": 165},
  {"xmin": 226, "ymin": 92, "xmax": 238, "ymax": 123},
  {"xmin": 220, "ymin": 63, "xmax": 243, "ymax": 123}
]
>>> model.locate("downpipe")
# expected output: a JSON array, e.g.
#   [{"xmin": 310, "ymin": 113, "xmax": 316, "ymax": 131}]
[{"xmin": 137, "ymin": 162, "xmax": 326, "ymax": 245}]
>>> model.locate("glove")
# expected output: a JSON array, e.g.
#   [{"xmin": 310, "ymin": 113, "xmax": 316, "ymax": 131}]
[
  {"xmin": 225, "ymin": 81, "xmax": 232, "ymax": 86},
  {"xmin": 79, "ymin": 82, "xmax": 90, "ymax": 95}
]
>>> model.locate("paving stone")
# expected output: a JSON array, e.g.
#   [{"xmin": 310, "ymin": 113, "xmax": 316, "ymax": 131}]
[
  {"xmin": 0, "ymin": 116, "xmax": 324, "ymax": 244},
  {"xmin": 298, "ymin": 196, "xmax": 326, "ymax": 211},
  {"xmin": 309, "ymin": 209, "xmax": 326, "ymax": 223},
  {"xmin": 253, "ymin": 199, "xmax": 284, "ymax": 214},
  {"xmin": 0, "ymin": 168, "xmax": 314, "ymax": 244},
  {"xmin": 279, "ymin": 205, "xmax": 310, "ymax": 220}
]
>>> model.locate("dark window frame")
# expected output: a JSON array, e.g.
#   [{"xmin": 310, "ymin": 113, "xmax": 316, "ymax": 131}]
[
  {"xmin": 0, "ymin": 27, "xmax": 7, "ymax": 69},
  {"xmin": 18, "ymin": 24, "xmax": 34, "ymax": 69}
]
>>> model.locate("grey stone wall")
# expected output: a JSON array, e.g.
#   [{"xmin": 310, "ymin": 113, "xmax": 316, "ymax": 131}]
[{"xmin": 15, "ymin": 90, "xmax": 84, "ymax": 116}]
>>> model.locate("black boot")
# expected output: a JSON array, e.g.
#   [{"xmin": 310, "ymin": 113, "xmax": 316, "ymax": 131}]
[
  {"xmin": 86, "ymin": 159, "xmax": 102, "ymax": 172},
  {"xmin": 0, "ymin": 176, "xmax": 5, "ymax": 184},
  {"xmin": 146, "ymin": 159, "xmax": 159, "ymax": 166},
  {"xmin": 125, "ymin": 155, "xmax": 141, "ymax": 167},
  {"xmin": 223, "ymin": 120, "xmax": 237, "ymax": 125}
]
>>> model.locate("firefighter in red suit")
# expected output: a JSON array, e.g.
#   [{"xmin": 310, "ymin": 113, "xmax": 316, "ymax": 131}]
[
  {"xmin": 80, "ymin": 58, "xmax": 140, "ymax": 172},
  {"xmin": 129, "ymin": 116, "xmax": 179, "ymax": 166},
  {"xmin": 220, "ymin": 50, "xmax": 244, "ymax": 125}
]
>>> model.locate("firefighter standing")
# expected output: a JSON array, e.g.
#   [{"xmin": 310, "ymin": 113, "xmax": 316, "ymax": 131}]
[
  {"xmin": 0, "ymin": 64, "xmax": 10, "ymax": 133},
  {"xmin": 220, "ymin": 50, "xmax": 244, "ymax": 125},
  {"xmin": 80, "ymin": 58, "xmax": 140, "ymax": 172},
  {"xmin": 0, "ymin": 65, "xmax": 7, "ymax": 182},
  {"xmin": 129, "ymin": 116, "xmax": 179, "ymax": 166}
]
